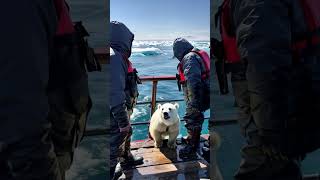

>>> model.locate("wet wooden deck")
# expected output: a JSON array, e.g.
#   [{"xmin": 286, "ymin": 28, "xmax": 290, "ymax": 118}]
[{"xmin": 119, "ymin": 135, "xmax": 210, "ymax": 180}]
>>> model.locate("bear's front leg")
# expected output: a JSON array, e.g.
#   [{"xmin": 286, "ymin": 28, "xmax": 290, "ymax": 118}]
[
  {"xmin": 167, "ymin": 130, "xmax": 179, "ymax": 149},
  {"xmin": 153, "ymin": 131, "xmax": 163, "ymax": 148}
]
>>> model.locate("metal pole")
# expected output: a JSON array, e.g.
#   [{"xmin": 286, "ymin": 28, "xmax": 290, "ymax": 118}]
[{"xmin": 151, "ymin": 80, "xmax": 158, "ymax": 115}]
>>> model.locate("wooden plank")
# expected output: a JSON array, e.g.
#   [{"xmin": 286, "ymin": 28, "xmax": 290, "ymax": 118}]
[
  {"xmin": 140, "ymin": 76, "xmax": 176, "ymax": 81},
  {"xmin": 130, "ymin": 139, "xmax": 154, "ymax": 149},
  {"xmin": 120, "ymin": 159, "xmax": 208, "ymax": 179},
  {"xmin": 131, "ymin": 134, "xmax": 209, "ymax": 150},
  {"xmin": 119, "ymin": 135, "xmax": 210, "ymax": 179},
  {"xmin": 129, "ymin": 146, "xmax": 202, "ymax": 168},
  {"xmin": 134, "ymin": 150, "xmax": 173, "ymax": 167}
]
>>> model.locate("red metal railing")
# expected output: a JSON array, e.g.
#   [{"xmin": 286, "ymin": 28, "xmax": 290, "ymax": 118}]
[
  {"xmin": 131, "ymin": 75, "xmax": 212, "ymax": 126},
  {"xmin": 139, "ymin": 76, "xmax": 177, "ymax": 115}
]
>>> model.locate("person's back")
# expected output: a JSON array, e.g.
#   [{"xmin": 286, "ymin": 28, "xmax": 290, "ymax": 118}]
[
  {"xmin": 231, "ymin": 0, "xmax": 320, "ymax": 179},
  {"xmin": 0, "ymin": 1, "xmax": 61, "ymax": 179},
  {"xmin": 212, "ymin": 0, "xmax": 250, "ymax": 123},
  {"xmin": 173, "ymin": 38, "xmax": 210, "ymax": 158},
  {"xmin": 48, "ymin": 1, "xmax": 95, "ymax": 179},
  {"xmin": 110, "ymin": 21, "xmax": 143, "ymax": 180}
]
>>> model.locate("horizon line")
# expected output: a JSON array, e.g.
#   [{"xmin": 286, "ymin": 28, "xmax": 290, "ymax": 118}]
[{"xmin": 134, "ymin": 39, "xmax": 209, "ymax": 41}]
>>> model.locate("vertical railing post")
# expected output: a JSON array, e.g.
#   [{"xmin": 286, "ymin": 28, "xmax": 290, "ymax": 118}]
[{"xmin": 151, "ymin": 80, "xmax": 158, "ymax": 115}]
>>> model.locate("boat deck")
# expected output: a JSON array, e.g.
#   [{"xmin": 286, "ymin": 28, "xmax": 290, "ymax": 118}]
[{"xmin": 119, "ymin": 135, "xmax": 210, "ymax": 180}]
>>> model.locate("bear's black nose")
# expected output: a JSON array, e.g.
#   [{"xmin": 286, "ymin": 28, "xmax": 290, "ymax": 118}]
[{"xmin": 163, "ymin": 112, "xmax": 169, "ymax": 116}]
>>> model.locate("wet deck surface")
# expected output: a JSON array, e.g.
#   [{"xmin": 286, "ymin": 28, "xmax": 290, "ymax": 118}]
[{"xmin": 119, "ymin": 135, "xmax": 209, "ymax": 180}]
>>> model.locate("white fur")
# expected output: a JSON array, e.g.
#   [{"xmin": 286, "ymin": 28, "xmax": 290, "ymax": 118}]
[{"xmin": 149, "ymin": 103, "xmax": 180, "ymax": 149}]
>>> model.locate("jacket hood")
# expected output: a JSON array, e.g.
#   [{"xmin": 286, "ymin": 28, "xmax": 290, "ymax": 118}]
[
  {"xmin": 173, "ymin": 38, "xmax": 194, "ymax": 61},
  {"xmin": 110, "ymin": 21, "xmax": 134, "ymax": 57}
]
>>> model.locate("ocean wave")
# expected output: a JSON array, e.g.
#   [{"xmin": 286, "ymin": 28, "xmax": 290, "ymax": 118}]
[
  {"xmin": 143, "ymin": 96, "xmax": 151, "ymax": 102},
  {"xmin": 131, "ymin": 47, "xmax": 162, "ymax": 56},
  {"xmin": 132, "ymin": 40, "xmax": 209, "ymax": 50},
  {"xmin": 131, "ymin": 107, "xmax": 148, "ymax": 120},
  {"xmin": 66, "ymin": 147, "xmax": 103, "ymax": 180},
  {"xmin": 132, "ymin": 41, "xmax": 173, "ymax": 48}
]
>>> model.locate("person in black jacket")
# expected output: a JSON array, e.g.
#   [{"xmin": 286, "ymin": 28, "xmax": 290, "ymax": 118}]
[
  {"xmin": 231, "ymin": 0, "xmax": 320, "ymax": 179},
  {"xmin": 110, "ymin": 21, "xmax": 143, "ymax": 180},
  {"xmin": 173, "ymin": 38, "xmax": 210, "ymax": 158},
  {"xmin": 0, "ymin": 1, "xmax": 61, "ymax": 179}
]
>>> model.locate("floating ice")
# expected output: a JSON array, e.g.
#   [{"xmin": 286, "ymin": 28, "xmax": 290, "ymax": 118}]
[{"xmin": 132, "ymin": 47, "xmax": 163, "ymax": 56}]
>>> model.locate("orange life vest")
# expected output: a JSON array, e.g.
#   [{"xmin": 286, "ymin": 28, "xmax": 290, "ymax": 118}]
[
  {"xmin": 215, "ymin": 0, "xmax": 241, "ymax": 64},
  {"xmin": 217, "ymin": 0, "xmax": 320, "ymax": 63},
  {"xmin": 177, "ymin": 49, "xmax": 210, "ymax": 84},
  {"xmin": 54, "ymin": 0, "xmax": 74, "ymax": 35},
  {"xmin": 121, "ymin": 54, "xmax": 141, "ymax": 110}
]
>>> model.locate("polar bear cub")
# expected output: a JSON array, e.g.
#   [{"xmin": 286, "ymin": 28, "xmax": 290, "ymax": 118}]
[{"xmin": 149, "ymin": 103, "xmax": 180, "ymax": 149}]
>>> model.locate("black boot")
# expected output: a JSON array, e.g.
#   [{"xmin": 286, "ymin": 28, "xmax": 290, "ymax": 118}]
[
  {"xmin": 110, "ymin": 166, "xmax": 116, "ymax": 180},
  {"xmin": 120, "ymin": 128, "xmax": 144, "ymax": 168},
  {"xmin": 202, "ymin": 135, "xmax": 210, "ymax": 162},
  {"xmin": 120, "ymin": 150, "xmax": 144, "ymax": 167},
  {"xmin": 179, "ymin": 127, "xmax": 201, "ymax": 159},
  {"xmin": 202, "ymin": 146, "xmax": 210, "ymax": 162},
  {"xmin": 204, "ymin": 135, "xmax": 210, "ymax": 148}
]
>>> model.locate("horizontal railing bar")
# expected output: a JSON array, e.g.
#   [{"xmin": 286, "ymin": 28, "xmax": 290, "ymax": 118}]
[
  {"xmin": 81, "ymin": 117, "xmax": 233, "ymax": 136},
  {"xmin": 129, "ymin": 118, "xmax": 241, "ymax": 126},
  {"xmin": 137, "ymin": 99, "xmax": 184, "ymax": 105},
  {"xmin": 136, "ymin": 102, "xmax": 152, "ymax": 105},
  {"xmin": 83, "ymin": 118, "xmax": 241, "ymax": 134},
  {"xmin": 131, "ymin": 117, "xmax": 210, "ymax": 126},
  {"xmin": 140, "ymin": 76, "xmax": 176, "ymax": 81}
]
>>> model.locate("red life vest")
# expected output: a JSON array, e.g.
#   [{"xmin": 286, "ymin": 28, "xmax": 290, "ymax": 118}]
[
  {"xmin": 292, "ymin": 0, "xmax": 320, "ymax": 59},
  {"xmin": 217, "ymin": 0, "xmax": 241, "ymax": 64},
  {"xmin": 121, "ymin": 53, "xmax": 136, "ymax": 73},
  {"xmin": 54, "ymin": 0, "xmax": 74, "ymax": 35},
  {"xmin": 120, "ymin": 53, "xmax": 141, "ymax": 111},
  {"xmin": 178, "ymin": 49, "xmax": 210, "ymax": 84},
  {"xmin": 217, "ymin": 0, "xmax": 320, "ymax": 63},
  {"xmin": 127, "ymin": 60, "xmax": 135, "ymax": 73}
]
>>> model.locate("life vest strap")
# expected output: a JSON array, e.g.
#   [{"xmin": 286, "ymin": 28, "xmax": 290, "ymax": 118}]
[
  {"xmin": 177, "ymin": 63, "xmax": 186, "ymax": 84},
  {"xmin": 120, "ymin": 53, "xmax": 135, "ymax": 73},
  {"xmin": 219, "ymin": 0, "xmax": 241, "ymax": 63}
]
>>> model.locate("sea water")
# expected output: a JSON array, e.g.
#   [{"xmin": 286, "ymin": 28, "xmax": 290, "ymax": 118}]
[
  {"xmin": 129, "ymin": 40, "xmax": 210, "ymax": 141},
  {"xmin": 66, "ymin": 1, "xmax": 107, "ymax": 180}
]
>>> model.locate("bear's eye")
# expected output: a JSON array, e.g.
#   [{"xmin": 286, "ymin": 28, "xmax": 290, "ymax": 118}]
[
  {"xmin": 162, "ymin": 108, "xmax": 164, "ymax": 111},
  {"xmin": 169, "ymin": 108, "xmax": 171, "ymax": 111}
]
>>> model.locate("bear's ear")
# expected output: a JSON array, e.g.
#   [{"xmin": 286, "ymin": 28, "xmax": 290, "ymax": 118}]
[
  {"xmin": 157, "ymin": 104, "xmax": 162, "ymax": 109},
  {"xmin": 174, "ymin": 103, "xmax": 179, "ymax": 109}
]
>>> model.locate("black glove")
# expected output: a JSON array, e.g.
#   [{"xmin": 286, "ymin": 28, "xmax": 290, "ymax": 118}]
[{"xmin": 211, "ymin": 38, "xmax": 224, "ymax": 60}]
